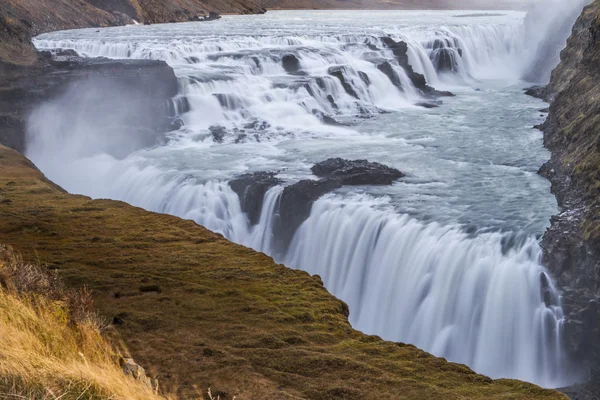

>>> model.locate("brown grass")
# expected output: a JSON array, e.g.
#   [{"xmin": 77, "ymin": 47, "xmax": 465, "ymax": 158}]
[{"xmin": 0, "ymin": 244, "xmax": 170, "ymax": 400}]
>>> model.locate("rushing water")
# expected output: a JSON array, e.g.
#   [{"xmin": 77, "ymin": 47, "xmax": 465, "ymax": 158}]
[{"xmin": 30, "ymin": 8, "xmax": 586, "ymax": 387}]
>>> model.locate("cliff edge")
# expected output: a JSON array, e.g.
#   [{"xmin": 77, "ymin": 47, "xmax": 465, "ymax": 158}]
[{"xmin": 539, "ymin": 0, "xmax": 600, "ymax": 395}]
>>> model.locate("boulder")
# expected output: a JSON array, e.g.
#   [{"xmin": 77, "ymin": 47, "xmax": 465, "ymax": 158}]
[
  {"xmin": 121, "ymin": 358, "xmax": 158, "ymax": 392},
  {"xmin": 524, "ymin": 85, "xmax": 547, "ymax": 100},
  {"xmin": 282, "ymin": 54, "xmax": 301, "ymax": 75},
  {"xmin": 229, "ymin": 172, "xmax": 282, "ymax": 226},
  {"xmin": 311, "ymin": 158, "xmax": 404, "ymax": 186},
  {"xmin": 209, "ymin": 125, "xmax": 227, "ymax": 143},
  {"xmin": 416, "ymin": 101, "xmax": 442, "ymax": 109}
]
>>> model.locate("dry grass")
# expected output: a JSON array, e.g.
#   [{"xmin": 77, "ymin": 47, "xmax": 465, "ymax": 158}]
[{"xmin": 0, "ymin": 244, "xmax": 170, "ymax": 400}]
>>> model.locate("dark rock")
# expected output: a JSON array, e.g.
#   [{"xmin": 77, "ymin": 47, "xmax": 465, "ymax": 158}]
[
  {"xmin": 243, "ymin": 120, "xmax": 270, "ymax": 131},
  {"xmin": 379, "ymin": 36, "xmax": 454, "ymax": 98},
  {"xmin": 327, "ymin": 94, "xmax": 338, "ymax": 109},
  {"xmin": 328, "ymin": 66, "xmax": 359, "ymax": 99},
  {"xmin": 54, "ymin": 48, "xmax": 79, "ymax": 57},
  {"xmin": 312, "ymin": 109, "xmax": 347, "ymax": 126},
  {"xmin": 272, "ymin": 179, "xmax": 343, "ymax": 255},
  {"xmin": 432, "ymin": 48, "xmax": 459, "ymax": 72},
  {"xmin": 358, "ymin": 71, "xmax": 370, "ymax": 86},
  {"xmin": 0, "ymin": 55, "xmax": 179, "ymax": 155},
  {"xmin": 311, "ymin": 158, "xmax": 404, "ymax": 186},
  {"xmin": 172, "ymin": 96, "xmax": 191, "ymax": 115},
  {"xmin": 209, "ymin": 126, "xmax": 227, "ymax": 143},
  {"xmin": 282, "ymin": 54, "xmax": 301, "ymax": 75},
  {"xmin": 416, "ymin": 101, "xmax": 442, "ymax": 109},
  {"xmin": 524, "ymin": 85, "xmax": 548, "ymax": 100},
  {"xmin": 229, "ymin": 172, "xmax": 282, "ymax": 226},
  {"xmin": 377, "ymin": 61, "xmax": 402, "ymax": 90},
  {"xmin": 207, "ymin": 12, "xmax": 221, "ymax": 21}
]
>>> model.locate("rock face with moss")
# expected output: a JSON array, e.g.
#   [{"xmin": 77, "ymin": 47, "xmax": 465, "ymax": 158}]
[
  {"xmin": 539, "ymin": 0, "xmax": 600, "ymax": 391},
  {"xmin": 0, "ymin": 145, "xmax": 567, "ymax": 399}
]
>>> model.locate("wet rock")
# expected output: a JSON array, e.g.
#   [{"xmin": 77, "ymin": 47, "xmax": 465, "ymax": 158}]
[
  {"xmin": 282, "ymin": 54, "xmax": 301, "ymax": 75},
  {"xmin": 416, "ymin": 101, "xmax": 442, "ymax": 108},
  {"xmin": 209, "ymin": 125, "xmax": 227, "ymax": 143},
  {"xmin": 432, "ymin": 48, "xmax": 459, "ymax": 72},
  {"xmin": 243, "ymin": 120, "xmax": 271, "ymax": 131},
  {"xmin": 229, "ymin": 172, "xmax": 282, "ymax": 225},
  {"xmin": 54, "ymin": 48, "xmax": 79, "ymax": 57},
  {"xmin": 524, "ymin": 85, "xmax": 548, "ymax": 99},
  {"xmin": 328, "ymin": 66, "xmax": 359, "ymax": 99},
  {"xmin": 377, "ymin": 61, "xmax": 403, "ymax": 90},
  {"xmin": 380, "ymin": 37, "xmax": 454, "ymax": 98},
  {"xmin": 311, "ymin": 158, "xmax": 404, "ymax": 186},
  {"xmin": 381, "ymin": 37, "xmax": 410, "ymax": 66},
  {"xmin": 171, "ymin": 96, "xmax": 190, "ymax": 115},
  {"xmin": 358, "ymin": 71, "xmax": 370, "ymax": 86},
  {"xmin": 273, "ymin": 179, "xmax": 343, "ymax": 255},
  {"xmin": 327, "ymin": 95, "xmax": 338, "ymax": 109},
  {"xmin": 312, "ymin": 109, "xmax": 347, "ymax": 126}
]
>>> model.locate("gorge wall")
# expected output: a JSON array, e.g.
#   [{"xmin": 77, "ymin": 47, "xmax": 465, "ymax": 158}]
[{"xmin": 538, "ymin": 0, "xmax": 600, "ymax": 394}]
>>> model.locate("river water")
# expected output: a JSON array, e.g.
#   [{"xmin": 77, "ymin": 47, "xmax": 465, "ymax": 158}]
[{"xmin": 31, "ymin": 9, "xmax": 584, "ymax": 387}]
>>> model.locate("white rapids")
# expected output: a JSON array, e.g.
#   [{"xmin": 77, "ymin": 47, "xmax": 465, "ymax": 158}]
[{"xmin": 29, "ymin": 5, "xmax": 591, "ymax": 388}]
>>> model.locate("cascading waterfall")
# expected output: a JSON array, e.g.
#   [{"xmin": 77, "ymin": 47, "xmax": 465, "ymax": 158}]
[{"xmin": 27, "ymin": 7, "xmax": 588, "ymax": 388}]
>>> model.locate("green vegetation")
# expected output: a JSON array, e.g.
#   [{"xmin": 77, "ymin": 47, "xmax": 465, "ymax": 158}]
[{"xmin": 0, "ymin": 145, "xmax": 567, "ymax": 399}]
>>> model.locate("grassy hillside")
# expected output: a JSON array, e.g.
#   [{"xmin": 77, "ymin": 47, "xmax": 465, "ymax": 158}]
[
  {"xmin": 0, "ymin": 245, "xmax": 170, "ymax": 400},
  {"xmin": 0, "ymin": 145, "xmax": 567, "ymax": 399}
]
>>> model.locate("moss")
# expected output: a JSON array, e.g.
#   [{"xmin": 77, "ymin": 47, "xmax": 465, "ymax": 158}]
[{"xmin": 0, "ymin": 145, "xmax": 567, "ymax": 400}]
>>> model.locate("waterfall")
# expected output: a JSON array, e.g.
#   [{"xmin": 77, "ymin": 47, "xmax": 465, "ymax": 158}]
[
  {"xmin": 27, "ymin": 9, "xmax": 582, "ymax": 388},
  {"xmin": 284, "ymin": 195, "xmax": 567, "ymax": 387}
]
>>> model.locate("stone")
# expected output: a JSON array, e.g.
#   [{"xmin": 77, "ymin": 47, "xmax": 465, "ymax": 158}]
[
  {"xmin": 229, "ymin": 172, "xmax": 282, "ymax": 225},
  {"xmin": 328, "ymin": 66, "xmax": 359, "ymax": 99},
  {"xmin": 311, "ymin": 158, "xmax": 404, "ymax": 186}
]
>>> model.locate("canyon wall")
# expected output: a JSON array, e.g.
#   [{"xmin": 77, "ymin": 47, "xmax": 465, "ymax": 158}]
[{"xmin": 539, "ymin": 0, "xmax": 600, "ymax": 394}]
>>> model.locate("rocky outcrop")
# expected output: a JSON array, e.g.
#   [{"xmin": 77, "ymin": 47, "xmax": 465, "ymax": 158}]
[
  {"xmin": 328, "ymin": 66, "xmax": 360, "ymax": 99},
  {"xmin": 311, "ymin": 158, "xmax": 404, "ymax": 185},
  {"xmin": 537, "ymin": 0, "xmax": 600, "ymax": 395},
  {"xmin": 229, "ymin": 172, "xmax": 282, "ymax": 225},
  {"xmin": 121, "ymin": 358, "xmax": 160, "ymax": 393},
  {"xmin": 380, "ymin": 37, "xmax": 454, "ymax": 98},
  {"xmin": 0, "ymin": 54, "xmax": 178, "ymax": 154},
  {"xmin": 282, "ymin": 54, "xmax": 302, "ymax": 75},
  {"xmin": 240, "ymin": 159, "xmax": 403, "ymax": 255}
]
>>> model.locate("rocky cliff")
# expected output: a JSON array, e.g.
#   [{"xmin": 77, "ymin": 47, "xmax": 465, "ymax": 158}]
[
  {"xmin": 0, "ymin": 0, "xmax": 268, "ymax": 67},
  {"xmin": 538, "ymin": 0, "xmax": 600, "ymax": 395}
]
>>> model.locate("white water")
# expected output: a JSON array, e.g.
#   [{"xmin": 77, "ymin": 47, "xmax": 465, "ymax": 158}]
[{"xmin": 29, "ymin": 8, "xmax": 587, "ymax": 387}]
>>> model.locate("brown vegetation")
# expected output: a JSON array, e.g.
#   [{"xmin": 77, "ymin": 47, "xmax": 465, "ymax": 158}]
[{"xmin": 0, "ymin": 244, "xmax": 170, "ymax": 400}]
